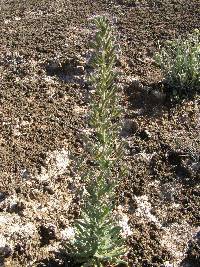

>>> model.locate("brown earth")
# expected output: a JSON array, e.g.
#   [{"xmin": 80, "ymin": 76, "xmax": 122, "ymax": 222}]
[{"xmin": 0, "ymin": 0, "xmax": 200, "ymax": 267}]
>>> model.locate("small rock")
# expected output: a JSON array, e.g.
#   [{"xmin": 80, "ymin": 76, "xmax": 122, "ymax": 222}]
[
  {"xmin": 42, "ymin": 180, "xmax": 49, "ymax": 186},
  {"xmin": 8, "ymin": 201, "xmax": 26, "ymax": 213},
  {"xmin": 0, "ymin": 236, "xmax": 12, "ymax": 258},
  {"xmin": 20, "ymin": 168, "xmax": 30, "ymax": 180},
  {"xmin": 139, "ymin": 129, "xmax": 151, "ymax": 140},
  {"xmin": 121, "ymin": 120, "xmax": 139, "ymax": 137},
  {"xmin": 76, "ymin": 65, "xmax": 85, "ymax": 75},
  {"xmin": 39, "ymin": 224, "xmax": 57, "ymax": 245},
  {"xmin": 43, "ymin": 185, "xmax": 54, "ymax": 195},
  {"xmin": 128, "ymin": 144, "xmax": 141, "ymax": 155},
  {"xmin": 163, "ymin": 261, "xmax": 174, "ymax": 267},
  {"xmin": 15, "ymin": 187, "xmax": 21, "ymax": 194},
  {"xmin": 0, "ymin": 193, "xmax": 7, "ymax": 202},
  {"xmin": 15, "ymin": 242, "xmax": 25, "ymax": 255},
  {"xmin": 57, "ymin": 91, "xmax": 64, "ymax": 98}
]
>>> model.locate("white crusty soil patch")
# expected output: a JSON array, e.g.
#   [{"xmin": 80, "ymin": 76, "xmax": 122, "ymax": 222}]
[
  {"xmin": 36, "ymin": 148, "xmax": 70, "ymax": 182},
  {"xmin": 132, "ymin": 194, "xmax": 200, "ymax": 266},
  {"xmin": 135, "ymin": 195, "xmax": 162, "ymax": 228},
  {"xmin": 161, "ymin": 223, "xmax": 200, "ymax": 267},
  {"xmin": 0, "ymin": 148, "xmax": 73, "ymax": 265}
]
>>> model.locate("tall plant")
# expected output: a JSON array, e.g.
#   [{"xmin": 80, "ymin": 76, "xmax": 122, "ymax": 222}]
[{"xmin": 66, "ymin": 16, "xmax": 127, "ymax": 267}]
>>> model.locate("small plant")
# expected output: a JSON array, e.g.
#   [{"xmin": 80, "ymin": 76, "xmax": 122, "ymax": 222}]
[
  {"xmin": 65, "ymin": 16, "xmax": 127, "ymax": 267},
  {"xmin": 154, "ymin": 29, "xmax": 200, "ymax": 98}
]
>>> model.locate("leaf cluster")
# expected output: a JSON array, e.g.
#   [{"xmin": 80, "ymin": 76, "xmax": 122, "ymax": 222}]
[{"xmin": 154, "ymin": 29, "xmax": 200, "ymax": 98}]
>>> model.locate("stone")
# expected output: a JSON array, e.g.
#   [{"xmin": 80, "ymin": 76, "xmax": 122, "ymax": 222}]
[
  {"xmin": 139, "ymin": 129, "xmax": 151, "ymax": 140},
  {"xmin": 0, "ymin": 236, "xmax": 12, "ymax": 258}
]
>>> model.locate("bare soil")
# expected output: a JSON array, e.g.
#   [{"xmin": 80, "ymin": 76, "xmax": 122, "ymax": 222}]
[{"xmin": 0, "ymin": 1, "xmax": 199, "ymax": 267}]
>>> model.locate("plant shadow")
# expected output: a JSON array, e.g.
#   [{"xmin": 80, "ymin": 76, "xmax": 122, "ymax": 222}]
[
  {"xmin": 45, "ymin": 58, "xmax": 85, "ymax": 86},
  {"xmin": 124, "ymin": 80, "xmax": 169, "ymax": 119},
  {"xmin": 124, "ymin": 79, "xmax": 198, "ymax": 120}
]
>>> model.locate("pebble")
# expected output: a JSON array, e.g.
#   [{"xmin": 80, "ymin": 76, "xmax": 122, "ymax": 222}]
[
  {"xmin": 121, "ymin": 119, "xmax": 139, "ymax": 137},
  {"xmin": 39, "ymin": 224, "xmax": 57, "ymax": 244},
  {"xmin": 43, "ymin": 185, "xmax": 54, "ymax": 195},
  {"xmin": 20, "ymin": 169, "xmax": 30, "ymax": 180},
  {"xmin": 0, "ymin": 236, "xmax": 12, "ymax": 258},
  {"xmin": 0, "ymin": 192, "xmax": 6, "ymax": 202},
  {"xmin": 139, "ymin": 129, "xmax": 151, "ymax": 140}
]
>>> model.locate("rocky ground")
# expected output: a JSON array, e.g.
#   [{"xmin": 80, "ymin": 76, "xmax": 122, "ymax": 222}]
[{"xmin": 0, "ymin": 0, "xmax": 199, "ymax": 266}]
